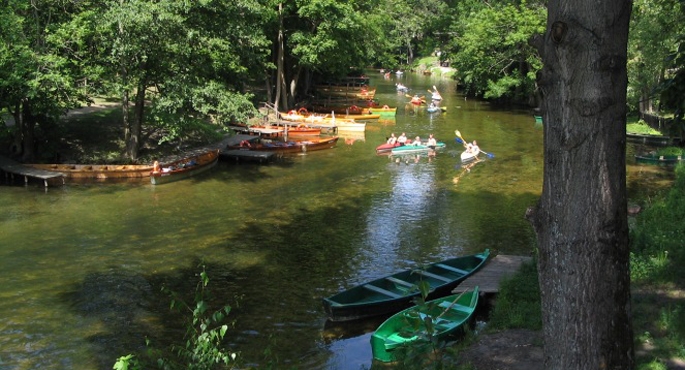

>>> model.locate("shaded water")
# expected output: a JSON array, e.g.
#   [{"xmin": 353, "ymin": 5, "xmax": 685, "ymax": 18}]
[{"xmin": 0, "ymin": 72, "xmax": 668, "ymax": 369}]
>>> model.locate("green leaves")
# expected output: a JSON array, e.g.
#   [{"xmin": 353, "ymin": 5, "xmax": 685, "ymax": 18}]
[{"xmin": 449, "ymin": 2, "xmax": 545, "ymax": 101}]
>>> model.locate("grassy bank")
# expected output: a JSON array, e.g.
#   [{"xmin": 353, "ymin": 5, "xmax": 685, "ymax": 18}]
[{"xmin": 485, "ymin": 164, "xmax": 685, "ymax": 369}]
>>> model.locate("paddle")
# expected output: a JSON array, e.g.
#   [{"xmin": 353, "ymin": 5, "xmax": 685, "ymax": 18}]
[{"xmin": 455, "ymin": 130, "xmax": 494, "ymax": 158}]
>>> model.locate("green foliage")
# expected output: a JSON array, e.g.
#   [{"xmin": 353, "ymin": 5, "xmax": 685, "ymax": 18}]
[
  {"xmin": 449, "ymin": 1, "xmax": 545, "ymax": 102},
  {"xmin": 627, "ymin": 120, "xmax": 663, "ymax": 135},
  {"xmin": 656, "ymin": 146, "xmax": 685, "ymax": 156},
  {"xmin": 114, "ymin": 267, "xmax": 238, "ymax": 370},
  {"xmin": 630, "ymin": 164, "xmax": 685, "ymax": 284},
  {"xmin": 487, "ymin": 260, "xmax": 542, "ymax": 331}
]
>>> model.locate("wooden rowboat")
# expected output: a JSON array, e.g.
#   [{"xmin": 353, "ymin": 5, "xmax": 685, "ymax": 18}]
[
  {"xmin": 322, "ymin": 249, "xmax": 489, "ymax": 322},
  {"xmin": 370, "ymin": 287, "xmax": 479, "ymax": 363},
  {"xmin": 26, "ymin": 163, "xmax": 153, "ymax": 180},
  {"xmin": 226, "ymin": 136, "xmax": 339, "ymax": 154},
  {"xmin": 150, "ymin": 149, "xmax": 220, "ymax": 185}
]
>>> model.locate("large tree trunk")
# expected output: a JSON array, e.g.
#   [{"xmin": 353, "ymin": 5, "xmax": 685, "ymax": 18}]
[{"xmin": 527, "ymin": 0, "xmax": 634, "ymax": 368}]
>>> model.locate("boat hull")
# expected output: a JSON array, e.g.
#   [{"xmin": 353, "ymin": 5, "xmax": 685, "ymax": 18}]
[
  {"xmin": 150, "ymin": 149, "xmax": 220, "ymax": 185},
  {"xmin": 26, "ymin": 163, "xmax": 153, "ymax": 180},
  {"xmin": 635, "ymin": 153, "xmax": 684, "ymax": 165},
  {"xmin": 460, "ymin": 150, "xmax": 479, "ymax": 162},
  {"xmin": 226, "ymin": 137, "xmax": 339, "ymax": 154},
  {"xmin": 368, "ymin": 107, "xmax": 397, "ymax": 117},
  {"xmin": 321, "ymin": 250, "xmax": 489, "ymax": 322},
  {"xmin": 370, "ymin": 287, "xmax": 480, "ymax": 363}
]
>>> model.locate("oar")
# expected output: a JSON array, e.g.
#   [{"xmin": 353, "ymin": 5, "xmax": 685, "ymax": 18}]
[
  {"xmin": 479, "ymin": 149, "xmax": 495, "ymax": 158},
  {"xmin": 455, "ymin": 130, "xmax": 466, "ymax": 146},
  {"xmin": 455, "ymin": 130, "xmax": 494, "ymax": 158}
]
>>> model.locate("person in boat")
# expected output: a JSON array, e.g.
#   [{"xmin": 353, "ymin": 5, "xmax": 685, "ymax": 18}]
[
  {"xmin": 397, "ymin": 132, "xmax": 408, "ymax": 146},
  {"xmin": 412, "ymin": 136, "xmax": 423, "ymax": 146},
  {"xmin": 387, "ymin": 133, "xmax": 397, "ymax": 145},
  {"xmin": 464, "ymin": 140, "xmax": 480, "ymax": 158},
  {"xmin": 426, "ymin": 134, "xmax": 437, "ymax": 149},
  {"xmin": 470, "ymin": 140, "xmax": 480, "ymax": 154},
  {"xmin": 411, "ymin": 95, "xmax": 422, "ymax": 105}
]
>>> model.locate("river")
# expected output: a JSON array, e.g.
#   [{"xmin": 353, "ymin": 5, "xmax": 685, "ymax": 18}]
[{"xmin": 0, "ymin": 71, "xmax": 669, "ymax": 369}]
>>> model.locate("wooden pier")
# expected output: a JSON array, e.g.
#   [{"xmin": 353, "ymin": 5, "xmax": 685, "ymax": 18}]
[
  {"xmin": 0, "ymin": 155, "xmax": 64, "ymax": 187},
  {"xmin": 453, "ymin": 254, "xmax": 533, "ymax": 294}
]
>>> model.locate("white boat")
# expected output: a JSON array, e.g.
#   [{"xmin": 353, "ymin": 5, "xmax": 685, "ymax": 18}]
[
  {"xmin": 335, "ymin": 121, "xmax": 366, "ymax": 132},
  {"xmin": 460, "ymin": 150, "xmax": 479, "ymax": 162}
]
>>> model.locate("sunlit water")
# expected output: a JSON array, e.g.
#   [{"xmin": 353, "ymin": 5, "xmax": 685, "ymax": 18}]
[{"xmin": 0, "ymin": 72, "xmax": 669, "ymax": 369}]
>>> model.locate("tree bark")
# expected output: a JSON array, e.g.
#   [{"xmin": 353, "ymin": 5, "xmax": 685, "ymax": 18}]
[{"xmin": 527, "ymin": 0, "xmax": 634, "ymax": 368}]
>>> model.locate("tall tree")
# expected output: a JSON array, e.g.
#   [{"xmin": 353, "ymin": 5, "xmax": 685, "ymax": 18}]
[
  {"xmin": 449, "ymin": 1, "xmax": 545, "ymax": 103},
  {"xmin": 0, "ymin": 0, "xmax": 90, "ymax": 161},
  {"xmin": 527, "ymin": 0, "xmax": 634, "ymax": 368}
]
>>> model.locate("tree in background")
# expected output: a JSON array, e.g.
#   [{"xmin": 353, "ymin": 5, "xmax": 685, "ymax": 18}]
[
  {"xmin": 93, "ymin": 0, "xmax": 270, "ymax": 160},
  {"xmin": 527, "ymin": 0, "xmax": 634, "ymax": 368},
  {"xmin": 448, "ymin": 0, "xmax": 546, "ymax": 103},
  {"xmin": 0, "ymin": 1, "xmax": 91, "ymax": 161},
  {"xmin": 627, "ymin": 0, "xmax": 684, "ymax": 116}
]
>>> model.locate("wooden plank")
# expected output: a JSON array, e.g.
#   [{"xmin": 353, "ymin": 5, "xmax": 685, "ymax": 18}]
[
  {"xmin": 452, "ymin": 255, "xmax": 533, "ymax": 294},
  {"xmin": 434, "ymin": 263, "xmax": 469, "ymax": 275},
  {"xmin": 0, "ymin": 155, "xmax": 64, "ymax": 187},
  {"xmin": 363, "ymin": 284, "xmax": 402, "ymax": 298},
  {"xmin": 415, "ymin": 270, "xmax": 452, "ymax": 282},
  {"xmin": 386, "ymin": 276, "xmax": 414, "ymax": 288}
]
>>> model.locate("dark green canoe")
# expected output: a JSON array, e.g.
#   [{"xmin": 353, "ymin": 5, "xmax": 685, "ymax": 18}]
[
  {"xmin": 322, "ymin": 250, "xmax": 489, "ymax": 322},
  {"xmin": 370, "ymin": 286, "xmax": 480, "ymax": 363},
  {"xmin": 635, "ymin": 153, "xmax": 683, "ymax": 165}
]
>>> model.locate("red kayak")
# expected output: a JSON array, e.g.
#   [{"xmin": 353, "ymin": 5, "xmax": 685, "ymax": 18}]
[
  {"xmin": 376, "ymin": 140, "xmax": 415, "ymax": 154},
  {"xmin": 376, "ymin": 142, "xmax": 400, "ymax": 153}
]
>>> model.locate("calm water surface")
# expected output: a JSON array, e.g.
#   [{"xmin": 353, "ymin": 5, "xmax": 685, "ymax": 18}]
[{"xmin": 0, "ymin": 72, "xmax": 665, "ymax": 369}]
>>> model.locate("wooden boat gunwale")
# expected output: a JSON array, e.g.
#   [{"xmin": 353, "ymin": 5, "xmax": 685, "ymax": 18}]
[{"xmin": 150, "ymin": 149, "xmax": 220, "ymax": 185}]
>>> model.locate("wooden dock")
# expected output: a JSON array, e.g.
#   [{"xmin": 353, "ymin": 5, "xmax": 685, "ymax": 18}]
[
  {"xmin": 453, "ymin": 254, "xmax": 533, "ymax": 294},
  {"xmin": 220, "ymin": 149, "xmax": 276, "ymax": 163},
  {"xmin": 0, "ymin": 155, "xmax": 64, "ymax": 187}
]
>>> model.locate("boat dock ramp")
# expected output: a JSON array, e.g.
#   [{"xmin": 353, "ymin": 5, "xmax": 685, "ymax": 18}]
[
  {"xmin": 0, "ymin": 155, "xmax": 64, "ymax": 188},
  {"xmin": 453, "ymin": 254, "xmax": 533, "ymax": 294}
]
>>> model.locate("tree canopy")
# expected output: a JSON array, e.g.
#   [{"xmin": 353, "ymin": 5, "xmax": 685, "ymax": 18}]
[{"xmin": 1, "ymin": 0, "xmax": 683, "ymax": 160}]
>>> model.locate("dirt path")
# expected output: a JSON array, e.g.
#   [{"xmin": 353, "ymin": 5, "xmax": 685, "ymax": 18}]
[{"xmin": 457, "ymin": 329, "xmax": 544, "ymax": 370}]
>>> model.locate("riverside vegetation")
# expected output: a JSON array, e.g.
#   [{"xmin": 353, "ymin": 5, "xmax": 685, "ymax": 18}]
[
  {"xmin": 113, "ymin": 164, "xmax": 685, "ymax": 369},
  {"xmin": 45, "ymin": 105, "xmax": 685, "ymax": 369}
]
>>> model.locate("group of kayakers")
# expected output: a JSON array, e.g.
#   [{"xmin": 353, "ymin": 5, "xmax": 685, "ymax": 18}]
[{"xmin": 386, "ymin": 132, "xmax": 438, "ymax": 149}]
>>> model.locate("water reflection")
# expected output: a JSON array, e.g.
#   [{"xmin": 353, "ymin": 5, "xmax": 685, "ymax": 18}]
[{"xmin": 9, "ymin": 70, "xmax": 662, "ymax": 369}]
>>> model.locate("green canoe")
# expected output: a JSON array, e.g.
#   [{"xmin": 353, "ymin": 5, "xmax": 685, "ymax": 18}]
[
  {"xmin": 370, "ymin": 286, "xmax": 480, "ymax": 363},
  {"xmin": 322, "ymin": 250, "xmax": 489, "ymax": 322}
]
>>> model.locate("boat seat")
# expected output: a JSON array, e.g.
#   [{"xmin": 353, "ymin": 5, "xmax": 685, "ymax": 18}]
[
  {"xmin": 385, "ymin": 332, "xmax": 416, "ymax": 350},
  {"xmin": 415, "ymin": 270, "xmax": 452, "ymax": 282},
  {"xmin": 438, "ymin": 301, "xmax": 472, "ymax": 314},
  {"xmin": 386, "ymin": 276, "xmax": 414, "ymax": 288},
  {"xmin": 363, "ymin": 284, "xmax": 402, "ymax": 298},
  {"xmin": 434, "ymin": 263, "xmax": 469, "ymax": 275}
]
